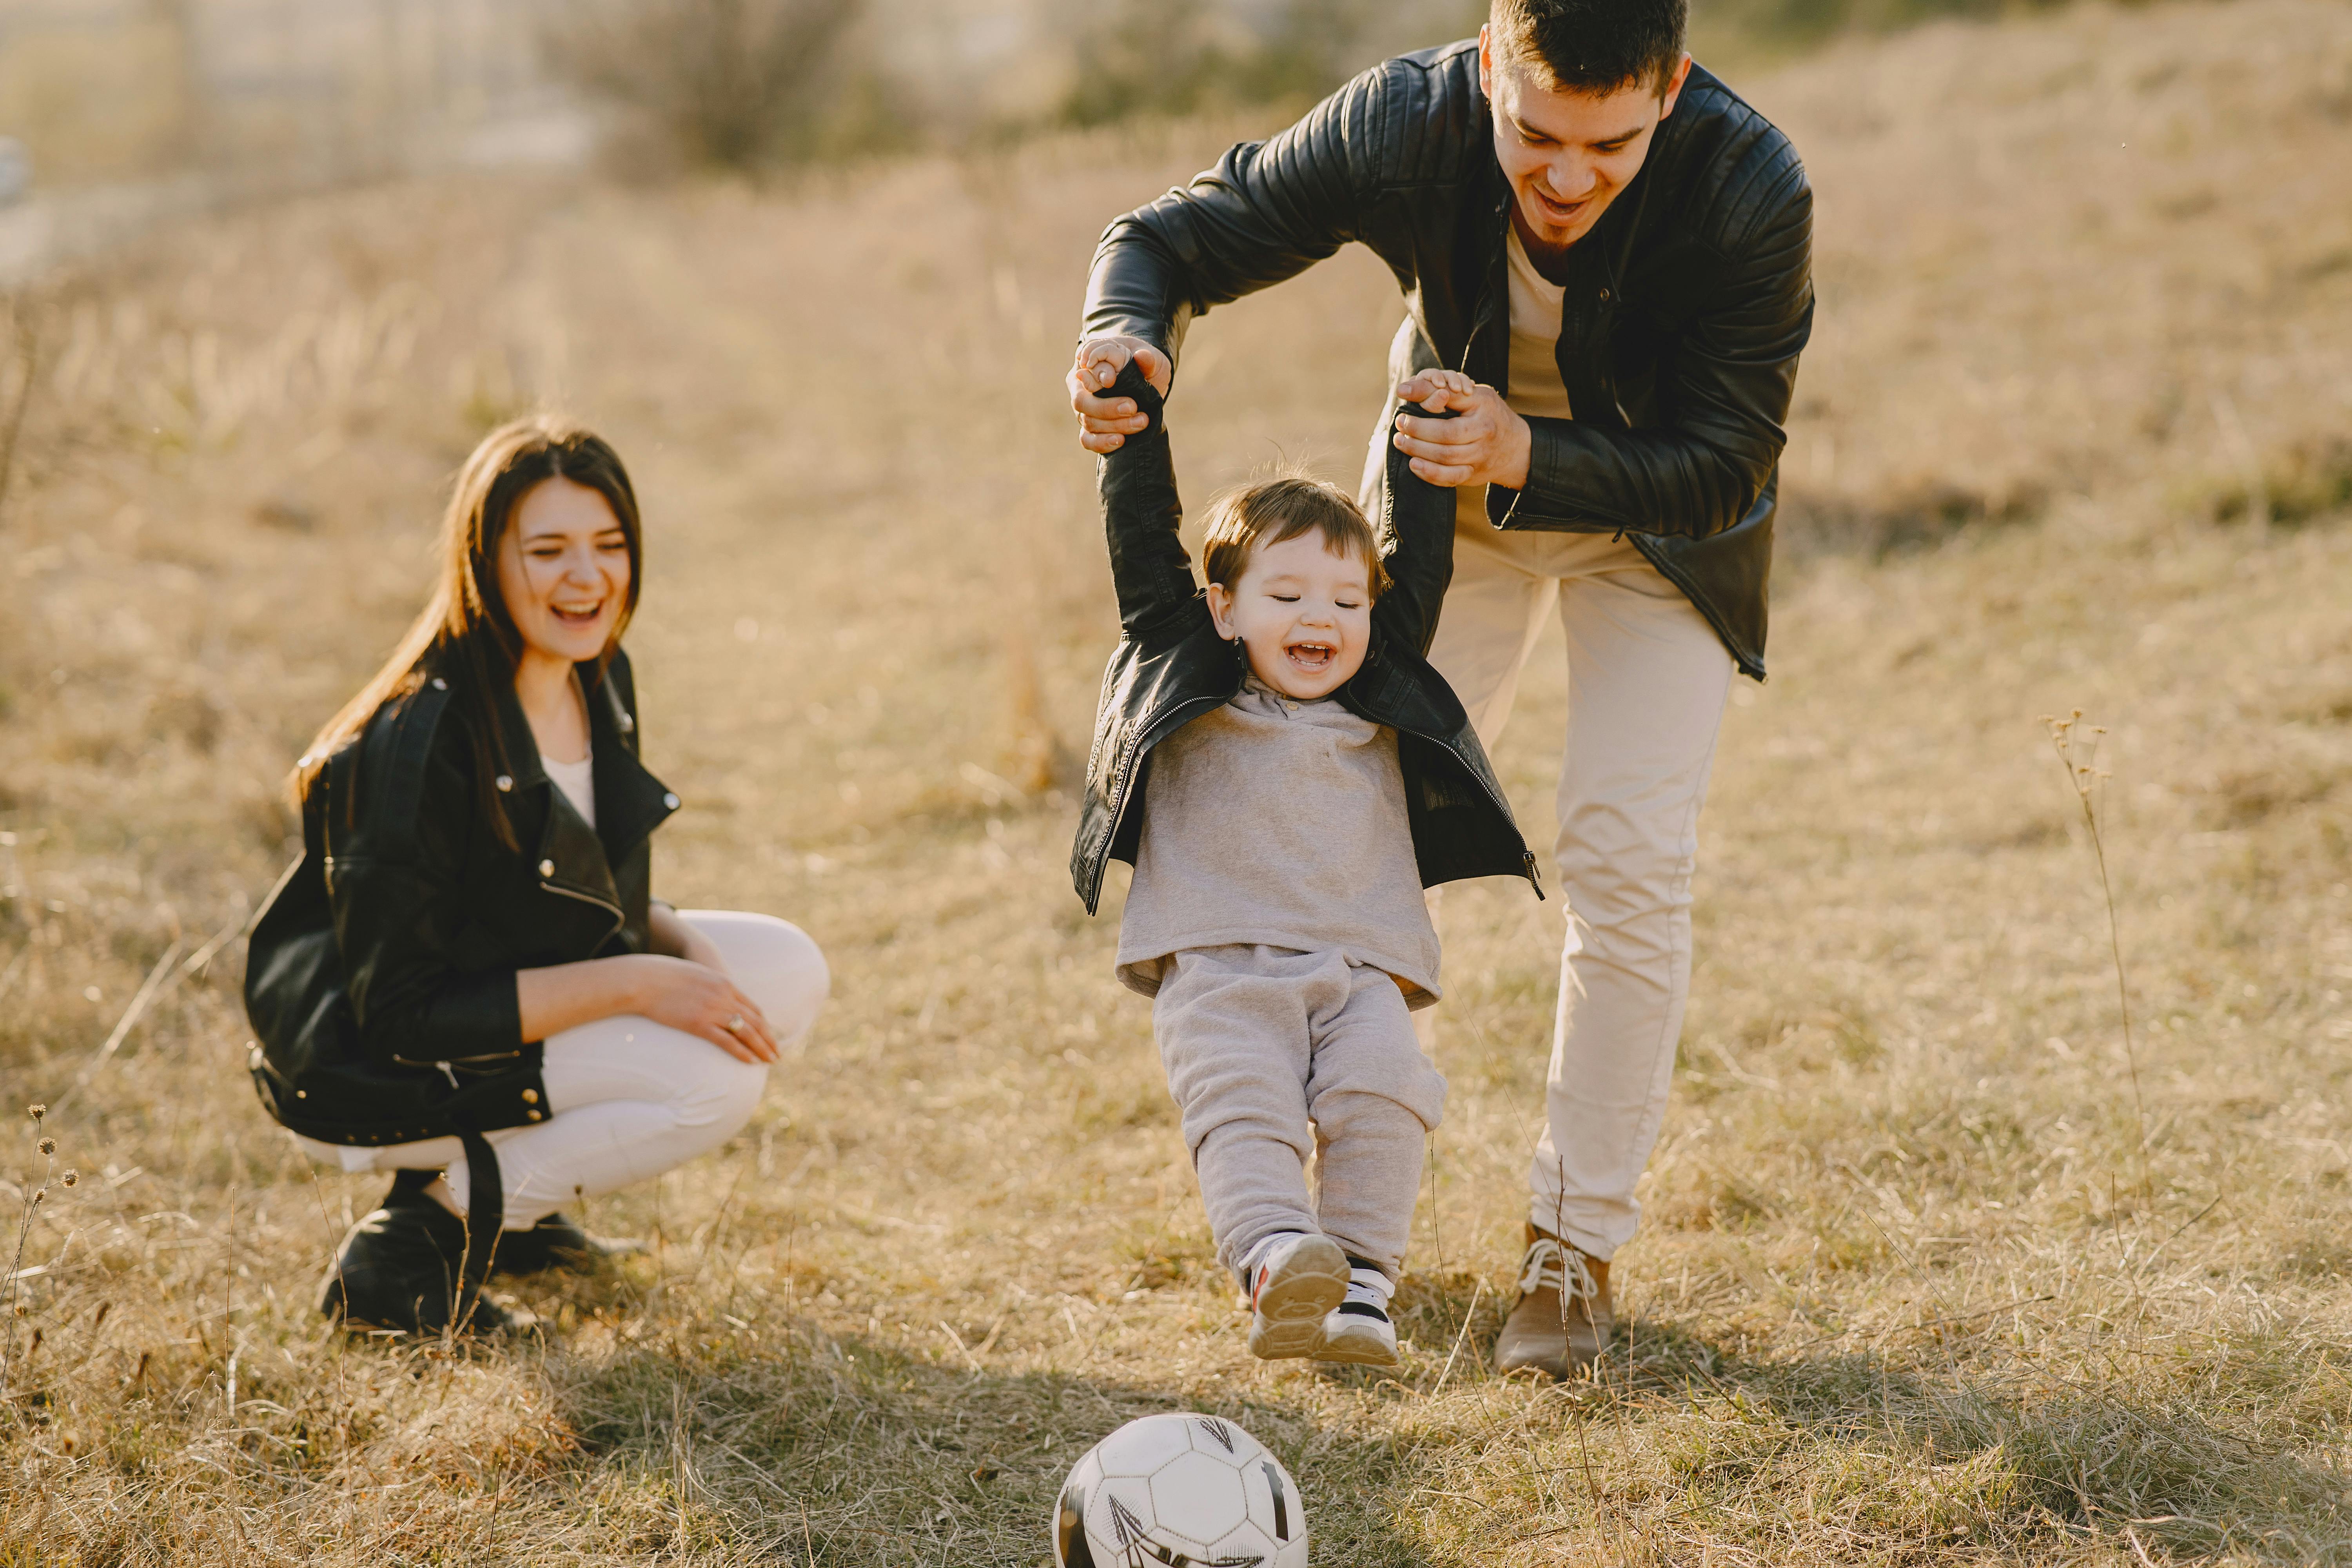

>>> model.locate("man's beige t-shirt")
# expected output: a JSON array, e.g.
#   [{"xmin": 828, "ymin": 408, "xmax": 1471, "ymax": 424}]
[{"xmin": 1455, "ymin": 225, "xmax": 1574, "ymax": 532}]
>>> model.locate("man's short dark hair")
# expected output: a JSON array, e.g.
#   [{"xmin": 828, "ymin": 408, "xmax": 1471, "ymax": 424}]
[{"xmin": 1490, "ymin": 0, "xmax": 1688, "ymax": 95}]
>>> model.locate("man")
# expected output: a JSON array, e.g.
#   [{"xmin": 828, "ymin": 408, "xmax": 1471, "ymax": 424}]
[{"xmin": 1067, "ymin": 0, "xmax": 1811, "ymax": 1377}]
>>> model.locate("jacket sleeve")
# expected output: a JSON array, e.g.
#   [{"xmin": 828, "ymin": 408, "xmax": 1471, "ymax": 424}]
[
  {"xmin": 1099, "ymin": 362, "xmax": 1205, "ymax": 647},
  {"xmin": 1497, "ymin": 164, "xmax": 1814, "ymax": 539},
  {"xmin": 326, "ymin": 722, "xmax": 525, "ymax": 1068},
  {"xmin": 1082, "ymin": 69, "xmax": 1380, "ymax": 372},
  {"xmin": 1371, "ymin": 397, "xmax": 1463, "ymax": 657}
]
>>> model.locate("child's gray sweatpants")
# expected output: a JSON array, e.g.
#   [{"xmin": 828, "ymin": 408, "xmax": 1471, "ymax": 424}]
[{"xmin": 1153, "ymin": 944, "xmax": 1448, "ymax": 1285}]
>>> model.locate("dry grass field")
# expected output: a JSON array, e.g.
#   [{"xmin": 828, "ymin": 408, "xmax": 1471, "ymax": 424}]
[{"xmin": 4, "ymin": 1, "xmax": 2352, "ymax": 1561}]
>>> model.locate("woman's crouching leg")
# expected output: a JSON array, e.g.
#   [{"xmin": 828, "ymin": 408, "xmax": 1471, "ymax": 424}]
[
  {"xmin": 677, "ymin": 909, "xmax": 830, "ymax": 1050},
  {"xmin": 445, "ymin": 1021, "xmax": 770, "ymax": 1229}
]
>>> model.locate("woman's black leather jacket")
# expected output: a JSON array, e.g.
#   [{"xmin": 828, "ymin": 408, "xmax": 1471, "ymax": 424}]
[
  {"xmin": 1070, "ymin": 362, "xmax": 1539, "ymax": 914},
  {"xmin": 243, "ymin": 650, "xmax": 679, "ymax": 1146},
  {"xmin": 1082, "ymin": 42, "xmax": 1814, "ymax": 679}
]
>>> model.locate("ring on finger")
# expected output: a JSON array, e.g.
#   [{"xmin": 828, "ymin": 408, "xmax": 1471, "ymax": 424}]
[{"xmin": 728, "ymin": 1014, "xmax": 746, "ymax": 1033}]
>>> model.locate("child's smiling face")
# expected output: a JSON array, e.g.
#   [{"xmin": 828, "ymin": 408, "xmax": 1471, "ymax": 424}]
[{"xmin": 1206, "ymin": 531, "xmax": 1377, "ymax": 701}]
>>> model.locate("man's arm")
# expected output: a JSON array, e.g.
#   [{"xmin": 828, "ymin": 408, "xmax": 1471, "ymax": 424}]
[
  {"xmin": 1503, "ymin": 174, "xmax": 1813, "ymax": 537},
  {"xmin": 1071, "ymin": 68, "xmax": 1384, "ymax": 451},
  {"xmin": 1390, "ymin": 165, "xmax": 1814, "ymax": 540}
]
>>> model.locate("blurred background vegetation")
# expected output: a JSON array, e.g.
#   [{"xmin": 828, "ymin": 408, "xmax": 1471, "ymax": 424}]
[
  {"xmin": 0, "ymin": 0, "xmax": 2110, "ymax": 197},
  {"xmin": 2, "ymin": 0, "xmax": 2348, "ymax": 1559}
]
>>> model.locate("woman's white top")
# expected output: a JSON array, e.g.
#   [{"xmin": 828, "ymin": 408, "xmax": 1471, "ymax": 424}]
[{"xmin": 542, "ymin": 750, "xmax": 596, "ymax": 829}]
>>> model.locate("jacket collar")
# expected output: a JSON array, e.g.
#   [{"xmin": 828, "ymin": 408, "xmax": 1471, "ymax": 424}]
[
  {"xmin": 1344, "ymin": 632, "xmax": 1453, "ymax": 736},
  {"xmin": 484, "ymin": 659, "xmax": 678, "ymax": 896},
  {"xmin": 582, "ymin": 664, "xmax": 679, "ymax": 862}
]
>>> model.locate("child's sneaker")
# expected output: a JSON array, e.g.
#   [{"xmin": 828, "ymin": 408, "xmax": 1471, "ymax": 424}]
[
  {"xmin": 1243, "ymin": 1233, "xmax": 1350, "ymax": 1360},
  {"xmin": 1315, "ymin": 1258, "xmax": 1399, "ymax": 1367}
]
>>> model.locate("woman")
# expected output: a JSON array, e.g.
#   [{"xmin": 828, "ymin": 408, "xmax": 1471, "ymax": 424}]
[{"xmin": 244, "ymin": 416, "xmax": 828, "ymax": 1335}]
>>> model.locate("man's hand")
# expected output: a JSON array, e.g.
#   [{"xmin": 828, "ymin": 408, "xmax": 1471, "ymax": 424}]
[
  {"xmin": 1069, "ymin": 336, "xmax": 1174, "ymax": 453},
  {"xmin": 1393, "ymin": 371, "xmax": 1532, "ymax": 489}
]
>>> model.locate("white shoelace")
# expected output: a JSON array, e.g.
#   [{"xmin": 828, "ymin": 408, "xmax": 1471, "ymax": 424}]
[{"xmin": 1517, "ymin": 1234, "xmax": 1599, "ymax": 1302}]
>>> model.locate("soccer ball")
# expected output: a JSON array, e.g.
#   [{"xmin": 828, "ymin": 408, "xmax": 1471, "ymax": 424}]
[{"xmin": 1053, "ymin": 1412, "xmax": 1307, "ymax": 1568}]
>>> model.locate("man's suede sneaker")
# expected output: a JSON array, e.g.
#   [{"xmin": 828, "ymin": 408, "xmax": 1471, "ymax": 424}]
[
  {"xmin": 318, "ymin": 1180, "xmax": 522, "ymax": 1336},
  {"xmin": 490, "ymin": 1211, "xmax": 643, "ymax": 1277},
  {"xmin": 1244, "ymin": 1233, "xmax": 1350, "ymax": 1360},
  {"xmin": 1492, "ymin": 1225, "xmax": 1611, "ymax": 1378}
]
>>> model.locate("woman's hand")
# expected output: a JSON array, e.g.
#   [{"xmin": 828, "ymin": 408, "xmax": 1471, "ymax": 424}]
[
  {"xmin": 1392, "ymin": 371, "xmax": 1533, "ymax": 489},
  {"xmin": 625, "ymin": 955, "xmax": 780, "ymax": 1064},
  {"xmin": 515, "ymin": 948, "xmax": 780, "ymax": 1064}
]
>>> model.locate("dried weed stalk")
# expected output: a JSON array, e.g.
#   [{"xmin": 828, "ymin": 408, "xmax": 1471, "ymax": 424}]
[
  {"xmin": 5, "ymin": 7, "xmax": 2352, "ymax": 1554},
  {"xmin": 2, "ymin": 1104, "xmax": 54, "ymax": 1405},
  {"xmin": 2042, "ymin": 709, "xmax": 2151, "ymax": 1204}
]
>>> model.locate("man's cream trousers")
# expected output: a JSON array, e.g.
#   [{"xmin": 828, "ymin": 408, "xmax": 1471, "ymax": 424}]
[{"xmin": 1428, "ymin": 518, "xmax": 1734, "ymax": 1261}]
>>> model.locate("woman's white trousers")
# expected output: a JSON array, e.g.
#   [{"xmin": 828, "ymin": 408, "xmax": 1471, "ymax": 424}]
[{"xmin": 296, "ymin": 911, "xmax": 828, "ymax": 1229}]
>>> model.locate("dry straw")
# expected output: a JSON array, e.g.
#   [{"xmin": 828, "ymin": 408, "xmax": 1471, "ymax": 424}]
[
  {"xmin": 2040, "ymin": 709, "xmax": 2151, "ymax": 1204},
  {"xmin": 3, "ymin": 1, "xmax": 2351, "ymax": 1558}
]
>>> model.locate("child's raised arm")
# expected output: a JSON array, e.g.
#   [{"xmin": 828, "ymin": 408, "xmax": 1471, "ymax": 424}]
[
  {"xmin": 1372, "ymin": 374, "xmax": 1469, "ymax": 659},
  {"xmin": 1097, "ymin": 358, "xmax": 1202, "ymax": 646}
]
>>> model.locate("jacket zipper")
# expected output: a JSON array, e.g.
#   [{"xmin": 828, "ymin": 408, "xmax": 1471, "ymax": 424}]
[
  {"xmin": 1089, "ymin": 690, "xmax": 1230, "ymax": 912},
  {"xmin": 540, "ymin": 878, "xmax": 626, "ymax": 949},
  {"xmin": 1393, "ymin": 716, "xmax": 1545, "ymax": 899},
  {"xmin": 389, "ymin": 880, "xmax": 623, "ymax": 1074},
  {"xmin": 392, "ymin": 1049, "xmax": 527, "ymax": 1069}
]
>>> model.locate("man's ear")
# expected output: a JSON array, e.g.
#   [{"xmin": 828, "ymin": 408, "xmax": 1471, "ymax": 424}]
[
  {"xmin": 1657, "ymin": 51, "xmax": 1693, "ymax": 118},
  {"xmin": 1476, "ymin": 24, "xmax": 1494, "ymax": 100}
]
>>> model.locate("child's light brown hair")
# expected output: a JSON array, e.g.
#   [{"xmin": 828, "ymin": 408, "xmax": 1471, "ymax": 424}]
[{"xmin": 1200, "ymin": 477, "xmax": 1392, "ymax": 597}]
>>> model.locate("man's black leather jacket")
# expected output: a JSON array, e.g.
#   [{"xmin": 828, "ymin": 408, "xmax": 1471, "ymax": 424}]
[
  {"xmin": 243, "ymin": 650, "xmax": 679, "ymax": 1146},
  {"xmin": 1071, "ymin": 362, "xmax": 1539, "ymax": 913},
  {"xmin": 1082, "ymin": 41, "xmax": 1813, "ymax": 679}
]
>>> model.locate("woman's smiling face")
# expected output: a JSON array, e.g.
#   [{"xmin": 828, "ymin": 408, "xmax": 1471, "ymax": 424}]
[{"xmin": 496, "ymin": 476, "xmax": 633, "ymax": 667}]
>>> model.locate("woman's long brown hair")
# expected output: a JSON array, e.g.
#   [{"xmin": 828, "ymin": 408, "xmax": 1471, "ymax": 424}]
[{"xmin": 292, "ymin": 416, "xmax": 644, "ymax": 848}]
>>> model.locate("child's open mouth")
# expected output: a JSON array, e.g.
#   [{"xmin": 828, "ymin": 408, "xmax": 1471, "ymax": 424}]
[
  {"xmin": 552, "ymin": 600, "xmax": 606, "ymax": 625},
  {"xmin": 1285, "ymin": 641, "xmax": 1335, "ymax": 672}
]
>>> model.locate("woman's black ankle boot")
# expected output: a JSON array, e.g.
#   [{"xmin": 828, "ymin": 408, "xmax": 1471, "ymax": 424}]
[
  {"xmin": 491, "ymin": 1210, "xmax": 643, "ymax": 1277},
  {"xmin": 318, "ymin": 1178, "xmax": 516, "ymax": 1335}
]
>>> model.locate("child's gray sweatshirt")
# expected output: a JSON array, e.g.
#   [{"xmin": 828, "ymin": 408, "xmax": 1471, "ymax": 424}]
[{"xmin": 1114, "ymin": 678, "xmax": 1441, "ymax": 1008}]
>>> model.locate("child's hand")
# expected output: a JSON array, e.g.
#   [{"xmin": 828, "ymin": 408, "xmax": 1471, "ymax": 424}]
[
  {"xmin": 1396, "ymin": 368, "xmax": 1481, "ymax": 413},
  {"xmin": 1070, "ymin": 336, "xmax": 1173, "ymax": 453}
]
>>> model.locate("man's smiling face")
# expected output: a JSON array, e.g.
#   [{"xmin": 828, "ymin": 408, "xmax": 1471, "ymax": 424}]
[{"xmin": 1481, "ymin": 26, "xmax": 1691, "ymax": 257}]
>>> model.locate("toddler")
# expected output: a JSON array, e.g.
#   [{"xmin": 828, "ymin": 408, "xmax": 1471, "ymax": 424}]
[{"xmin": 1069, "ymin": 357, "xmax": 1539, "ymax": 1365}]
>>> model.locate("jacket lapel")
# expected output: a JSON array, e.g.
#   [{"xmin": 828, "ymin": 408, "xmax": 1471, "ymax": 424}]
[
  {"xmin": 485, "ymin": 673, "xmax": 616, "ymax": 912},
  {"xmin": 1462, "ymin": 165, "xmax": 1512, "ymax": 389},
  {"xmin": 488, "ymin": 664, "xmax": 675, "ymax": 912},
  {"xmin": 583, "ymin": 661, "xmax": 678, "ymax": 864}
]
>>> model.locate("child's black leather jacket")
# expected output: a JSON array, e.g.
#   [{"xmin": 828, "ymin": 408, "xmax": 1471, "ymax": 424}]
[{"xmin": 1069, "ymin": 362, "xmax": 1540, "ymax": 914}]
